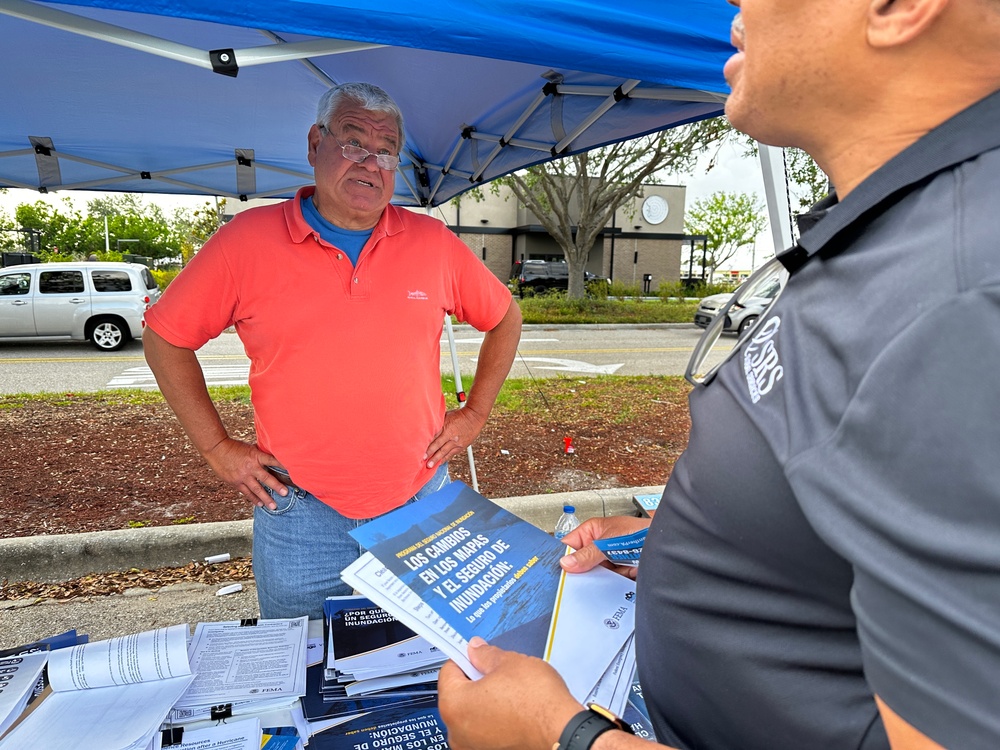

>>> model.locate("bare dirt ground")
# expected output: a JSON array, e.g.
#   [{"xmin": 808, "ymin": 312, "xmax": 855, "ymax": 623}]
[{"xmin": 0, "ymin": 377, "xmax": 690, "ymax": 599}]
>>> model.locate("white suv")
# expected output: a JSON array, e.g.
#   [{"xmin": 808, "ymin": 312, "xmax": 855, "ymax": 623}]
[{"xmin": 0, "ymin": 261, "xmax": 161, "ymax": 351}]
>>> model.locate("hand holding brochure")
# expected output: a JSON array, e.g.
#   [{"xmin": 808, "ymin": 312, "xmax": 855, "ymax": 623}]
[{"xmin": 342, "ymin": 481, "xmax": 636, "ymax": 704}]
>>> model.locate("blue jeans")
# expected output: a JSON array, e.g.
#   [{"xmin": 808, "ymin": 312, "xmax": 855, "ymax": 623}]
[{"xmin": 252, "ymin": 462, "xmax": 451, "ymax": 621}]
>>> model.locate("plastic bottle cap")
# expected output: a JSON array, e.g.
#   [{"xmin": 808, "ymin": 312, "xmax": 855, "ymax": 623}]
[{"xmin": 563, "ymin": 505, "xmax": 575, "ymax": 513}]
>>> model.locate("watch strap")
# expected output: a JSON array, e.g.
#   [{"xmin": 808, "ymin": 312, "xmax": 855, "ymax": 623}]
[{"xmin": 553, "ymin": 705, "xmax": 632, "ymax": 750}]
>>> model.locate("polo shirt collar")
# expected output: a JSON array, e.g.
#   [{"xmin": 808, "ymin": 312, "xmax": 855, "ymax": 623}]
[
  {"xmin": 282, "ymin": 185, "xmax": 407, "ymax": 243},
  {"xmin": 779, "ymin": 86, "xmax": 1000, "ymax": 273}
]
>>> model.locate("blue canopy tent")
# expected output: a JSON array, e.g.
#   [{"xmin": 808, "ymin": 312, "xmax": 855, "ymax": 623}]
[{"xmin": 0, "ymin": 0, "xmax": 740, "ymax": 209}]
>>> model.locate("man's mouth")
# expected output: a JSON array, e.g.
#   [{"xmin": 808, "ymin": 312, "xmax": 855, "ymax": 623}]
[{"xmin": 356, "ymin": 178, "xmax": 376, "ymax": 188}]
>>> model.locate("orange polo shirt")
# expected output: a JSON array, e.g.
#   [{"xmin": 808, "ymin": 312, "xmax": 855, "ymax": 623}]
[{"xmin": 145, "ymin": 187, "xmax": 511, "ymax": 517}]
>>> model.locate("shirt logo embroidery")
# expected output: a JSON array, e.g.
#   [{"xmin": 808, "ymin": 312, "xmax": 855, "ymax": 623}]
[
  {"xmin": 407, "ymin": 290, "xmax": 429, "ymax": 300},
  {"xmin": 743, "ymin": 316, "xmax": 784, "ymax": 403}
]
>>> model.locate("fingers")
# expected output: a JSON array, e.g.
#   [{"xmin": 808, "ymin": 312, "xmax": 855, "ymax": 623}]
[
  {"xmin": 425, "ymin": 431, "xmax": 466, "ymax": 469},
  {"xmin": 560, "ymin": 543, "xmax": 611, "ymax": 573},
  {"xmin": 561, "ymin": 515, "xmax": 649, "ymax": 550},
  {"xmin": 206, "ymin": 439, "xmax": 287, "ymax": 510},
  {"xmin": 559, "ymin": 516, "xmax": 651, "ymax": 575},
  {"xmin": 425, "ymin": 408, "xmax": 484, "ymax": 468},
  {"xmin": 437, "ymin": 659, "xmax": 470, "ymax": 691}
]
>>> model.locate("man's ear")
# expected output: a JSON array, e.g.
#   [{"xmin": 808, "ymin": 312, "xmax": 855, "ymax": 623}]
[
  {"xmin": 307, "ymin": 124, "xmax": 322, "ymax": 167},
  {"xmin": 867, "ymin": 0, "xmax": 950, "ymax": 47}
]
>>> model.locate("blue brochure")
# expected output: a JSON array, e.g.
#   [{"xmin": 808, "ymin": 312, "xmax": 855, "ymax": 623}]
[
  {"xmin": 344, "ymin": 482, "xmax": 637, "ymax": 704},
  {"xmin": 350, "ymin": 481, "xmax": 565, "ymax": 656}
]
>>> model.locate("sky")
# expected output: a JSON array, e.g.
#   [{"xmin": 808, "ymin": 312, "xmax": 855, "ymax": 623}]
[{"xmin": 0, "ymin": 142, "xmax": 782, "ymax": 272}]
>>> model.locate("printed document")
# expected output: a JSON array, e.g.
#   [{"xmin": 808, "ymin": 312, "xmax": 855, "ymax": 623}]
[{"xmin": 174, "ymin": 618, "xmax": 308, "ymax": 709}]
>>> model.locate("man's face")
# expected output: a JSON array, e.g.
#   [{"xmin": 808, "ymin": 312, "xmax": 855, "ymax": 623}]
[
  {"xmin": 723, "ymin": 0, "xmax": 863, "ymax": 148},
  {"xmin": 307, "ymin": 101, "xmax": 399, "ymax": 230}
]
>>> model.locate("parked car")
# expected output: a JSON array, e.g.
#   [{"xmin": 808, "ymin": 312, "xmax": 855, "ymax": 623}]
[
  {"xmin": 508, "ymin": 260, "xmax": 609, "ymax": 298},
  {"xmin": 693, "ymin": 274, "xmax": 782, "ymax": 336},
  {"xmin": 0, "ymin": 261, "xmax": 161, "ymax": 350}
]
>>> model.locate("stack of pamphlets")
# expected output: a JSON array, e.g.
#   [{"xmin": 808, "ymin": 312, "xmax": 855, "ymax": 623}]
[
  {"xmin": 342, "ymin": 481, "xmax": 639, "ymax": 716},
  {"xmin": 302, "ymin": 597, "xmax": 440, "ymax": 730},
  {"xmin": 323, "ymin": 595, "xmax": 444, "ymax": 698}
]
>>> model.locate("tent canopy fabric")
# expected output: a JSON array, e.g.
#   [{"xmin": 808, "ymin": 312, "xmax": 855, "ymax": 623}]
[{"xmin": 0, "ymin": 0, "xmax": 736, "ymax": 207}]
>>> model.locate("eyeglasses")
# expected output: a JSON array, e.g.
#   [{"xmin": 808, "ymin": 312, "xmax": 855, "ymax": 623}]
[
  {"xmin": 685, "ymin": 256, "xmax": 789, "ymax": 386},
  {"xmin": 319, "ymin": 125, "xmax": 400, "ymax": 171}
]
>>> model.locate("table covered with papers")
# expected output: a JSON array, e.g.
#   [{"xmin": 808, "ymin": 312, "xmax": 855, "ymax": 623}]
[{"xmin": 0, "ymin": 483, "xmax": 656, "ymax": 749}]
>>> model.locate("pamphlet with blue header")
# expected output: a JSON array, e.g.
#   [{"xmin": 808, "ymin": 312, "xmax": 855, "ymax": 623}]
[{"xmin": 343, "ymin": 481, "xmax": 636, "ymax": 703}]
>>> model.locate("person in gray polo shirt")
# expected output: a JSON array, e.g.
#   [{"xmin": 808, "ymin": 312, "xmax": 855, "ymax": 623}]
[{"xmin": 437, "ymin": 1, "xmax": 1000, "ymax": 749}]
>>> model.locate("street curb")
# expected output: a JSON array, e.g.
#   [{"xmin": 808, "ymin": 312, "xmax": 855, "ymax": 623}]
[{"xmin": 0, "ymin": 486, "xmax": 664, "ymax": 584}]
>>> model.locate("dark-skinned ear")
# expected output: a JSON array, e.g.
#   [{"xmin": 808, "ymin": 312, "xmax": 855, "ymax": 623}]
[{"xmin": 867, "ymin": 0, "xmax": 950, "ymax": 47}]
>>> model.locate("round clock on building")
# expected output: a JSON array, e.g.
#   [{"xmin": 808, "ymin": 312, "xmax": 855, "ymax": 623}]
[{"xmin": 641, "ymin": 194, "xmax": 669, "ymax": 225}]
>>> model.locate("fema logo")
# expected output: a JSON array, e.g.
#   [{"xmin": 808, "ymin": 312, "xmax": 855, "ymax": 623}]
[
  {"xmin": 625, "ymin": 591, "xmax": 635, "ymax": 602},
  {"xmin": 398, "ymin": 653, "xmax": 406, "ymax": 658},
  {"xmin": 604, "ymin": 619, "xmax": 620, "ymax": 630},
  {"xmin": 250, "ymin": 688, "xmax": 259, "ymax": 694}
]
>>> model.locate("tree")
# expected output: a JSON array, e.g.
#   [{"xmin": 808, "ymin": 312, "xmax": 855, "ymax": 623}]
[
  {"xmin": 684, "ymin": 191, "xmax": 767, "ymax": 279},
  {"xmin": 489, "ymin": 117, "xmax": 733, "ymax": 298},
  {"xmin": 740, "ymin": 140, "xmax": 831, "ymax": 217},
  {"xmin": 172, "ymin": 198, "xmax": 226, "ymax": 265},
  {"xmin": 15, "ymin": 199, "xmax": 88, "ymax": 257},
  {"xmin": 85, "ymin": 194, "xmax": 179, "ymax": 260},
  {"xmin": 784, "ymin": 147, "xmax": 831, "ymax": 211},
  {"xmin": 11, "ymin": 193, "xmax": 181, "ymax": 260}
]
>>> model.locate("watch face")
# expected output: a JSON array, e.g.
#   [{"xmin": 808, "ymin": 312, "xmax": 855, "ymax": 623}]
[{"xmin": 641, "ymin": 195, "xmax": 668, "ymax": 225}]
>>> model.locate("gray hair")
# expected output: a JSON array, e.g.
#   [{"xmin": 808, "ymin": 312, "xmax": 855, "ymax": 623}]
[{"xmin": 316, "ymin": 83, "xmax": 405, "ymax": 151}]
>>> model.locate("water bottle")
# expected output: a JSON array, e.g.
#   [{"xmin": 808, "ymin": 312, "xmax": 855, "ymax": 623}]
[{"xmin": 554, "ymin": 505, "xmax": 581, "ymax": 540}]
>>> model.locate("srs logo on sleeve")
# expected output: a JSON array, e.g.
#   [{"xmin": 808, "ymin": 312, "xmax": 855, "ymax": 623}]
[{"xmin": 743, "ymin": 317, "xmax": 784, "ymax": 403}]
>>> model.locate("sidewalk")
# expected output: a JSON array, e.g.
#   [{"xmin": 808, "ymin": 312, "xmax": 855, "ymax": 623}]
[{"xmin": 0, "ymin": 485, "xmax": 662, "ymax": 649}]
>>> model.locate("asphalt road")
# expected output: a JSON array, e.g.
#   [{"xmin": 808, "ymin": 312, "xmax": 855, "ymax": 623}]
[{"xmin": 0, "ymin": 324, "xmax": 732, "ymax": 395}]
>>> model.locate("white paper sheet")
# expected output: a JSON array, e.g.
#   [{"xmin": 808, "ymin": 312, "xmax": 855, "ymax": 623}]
[
  {"xmin": 175, "ymin": 618, "xmax": 308, "ymax": 709},
  {"xmin": 585, "ymin": 635, "xmax": 636, "ymax": 717},
  {"xmin": 48, "ymin": 624, "xmax": 191, "ymax": 691}
]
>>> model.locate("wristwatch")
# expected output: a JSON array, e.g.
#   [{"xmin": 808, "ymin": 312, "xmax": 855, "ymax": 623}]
[{"xmin": 552, "ymin": 703, "xmax": 634, "ymax": 750}]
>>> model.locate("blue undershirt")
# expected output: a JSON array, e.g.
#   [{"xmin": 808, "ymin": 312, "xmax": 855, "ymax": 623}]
[{"xmin": 301, "ymin": 195, "xmax": 373, "ymax": 266}]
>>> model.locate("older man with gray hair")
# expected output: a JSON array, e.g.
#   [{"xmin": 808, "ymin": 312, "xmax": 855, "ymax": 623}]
[{"xmin": 144, "ymin": 82, "xmax": 521, "ymax": 621}]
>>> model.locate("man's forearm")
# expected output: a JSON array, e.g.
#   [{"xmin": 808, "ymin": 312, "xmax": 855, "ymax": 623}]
[
  {"xmin": 143, "ymin": 327, "xmax": 229, "ymax": 458},
  {"xmin": 464, "ymin": 299, "xmax": 522, "ymax": 421}
]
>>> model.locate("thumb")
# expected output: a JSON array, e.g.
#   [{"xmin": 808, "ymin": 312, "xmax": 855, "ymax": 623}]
[
  {"xmin": 466, "ymin": 636, "xmax": 505, "ymax": 674},
  {"xmin": 560, "ymin": 544, "xmax": 607, "ymax": 574}
]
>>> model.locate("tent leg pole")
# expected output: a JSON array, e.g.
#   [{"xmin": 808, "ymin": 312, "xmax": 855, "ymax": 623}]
[
  {"xmin": 444, "ymin": 314, "xmax": 478, "ymax": 492},
  {"xmin": 758, "ymin": 143, "xmax": 794, "ymax": 256}
]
